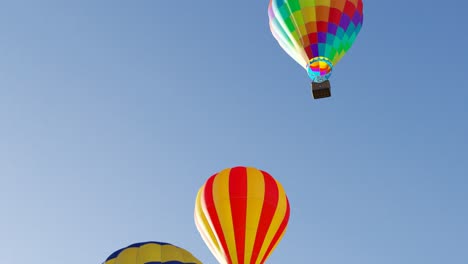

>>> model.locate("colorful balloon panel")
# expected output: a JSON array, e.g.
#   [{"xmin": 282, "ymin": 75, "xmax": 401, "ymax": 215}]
[
  {"xmin": 195, "ymin": 166, "xmax": 290, "ymax": 264},
  {"xmin": 103, "ymin": 242, "xmax": 202, "ymax": 264},
  {"xmin": 268, "ymin": 0, "xmax": 364, "ymax": 82}
]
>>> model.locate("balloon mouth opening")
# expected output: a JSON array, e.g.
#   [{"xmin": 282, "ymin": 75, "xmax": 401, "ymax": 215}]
[{"xmin": 307, "ymin": 57, "xmax": 333, "ymax": 83}]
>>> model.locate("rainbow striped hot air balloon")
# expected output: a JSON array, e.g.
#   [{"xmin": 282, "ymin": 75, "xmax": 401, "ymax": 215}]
[
  {"xmin": 103, "ymin": 241, "xmax": 202, "ymax": 264},
  {"xmin": 268, "ymin": 0, "xmax": 364, "ymax": 99},
  {"xmin": 194, "ymin": 166, "xmax": 290, "ymax": 264}
]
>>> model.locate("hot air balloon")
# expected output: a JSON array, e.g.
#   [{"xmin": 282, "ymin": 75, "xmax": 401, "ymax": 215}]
[
  {"xmin": 268, "ymin": 0, "xmax": 364, "ymax": 99},
  {"xmin": 194, "ymin": 166, "xmax": 290, "ymax": 264},
  {"xmin": 103, "ymin": 241, "xmax": 202, "ymax": 264}
]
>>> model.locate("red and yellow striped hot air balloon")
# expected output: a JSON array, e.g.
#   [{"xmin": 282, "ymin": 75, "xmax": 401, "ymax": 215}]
[{"xmin": 194, "ymin": 166, "xmax": 290, "ymax": 264}]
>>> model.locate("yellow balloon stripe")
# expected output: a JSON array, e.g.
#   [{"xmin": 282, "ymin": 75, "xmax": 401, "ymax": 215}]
[
  {"xmin": 244, "ymin": 167, "xmax": 266, "ymax": 262},
  {"xmin": 137, "ymin": 244, "xmax": 161, "ymax": 264},
  {"xmin": 212, "ymin": 168, "xmax": 238, "ymax": 264},
  {"xmin": 114, "ymin": 248, "xmax": 138, "ymax": 264},
  {"xmin": 195, "ymin": 188, "xmax": 225, "ymax": 263},
  {"xmin": 255, "ymin": 180, "xmax": 289, "ymax": 264}
]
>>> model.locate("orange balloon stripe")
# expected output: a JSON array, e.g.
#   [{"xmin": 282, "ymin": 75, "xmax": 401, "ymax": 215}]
[
  {"xmin": 259, "ymin": 202, "xmax": 290, "ymax": 264},
  {"xmin": 204, "ymin": 174, "xmax": 233, "ymax": 264},
  {"xmin": 250, "ymin": 172, "xmax": 279, "ymax": 264},
  {"xmin": 229, "ymin": 167, "xmax": 248, "ymax": 264}
]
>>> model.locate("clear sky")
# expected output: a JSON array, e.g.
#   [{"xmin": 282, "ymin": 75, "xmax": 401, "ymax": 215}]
[{"xmin": 1, "ymin": 1, "xmax": 467, "ymax": 263}]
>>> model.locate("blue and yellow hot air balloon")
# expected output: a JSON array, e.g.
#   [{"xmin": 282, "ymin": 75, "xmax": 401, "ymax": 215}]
[{"xmin": 103, "ymin": 241, "xmax": 202, "ymax": 264}]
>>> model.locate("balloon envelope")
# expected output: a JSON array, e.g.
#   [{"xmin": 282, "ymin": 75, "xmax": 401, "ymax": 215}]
[
  {"xmin": 268, "ymin": 0, "xmax": 364, "ymax": 82},
  {"xmin": 103, "ymin": 241, "xmax": 202, "ymax": 264},
  {"xmin": 195, "ymin": 166, "xmax": 290, "ymax": 264}
]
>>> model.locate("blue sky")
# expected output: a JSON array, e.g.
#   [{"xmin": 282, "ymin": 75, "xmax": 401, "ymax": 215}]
[{"xmin": 0, "ymin": 1, "xmax": 467, "ymax": 263}]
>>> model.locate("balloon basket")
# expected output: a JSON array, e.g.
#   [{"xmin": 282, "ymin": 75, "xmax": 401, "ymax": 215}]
[{"xmin": 311, "ymin": 80, "xmax": 331, "ymax": 99}]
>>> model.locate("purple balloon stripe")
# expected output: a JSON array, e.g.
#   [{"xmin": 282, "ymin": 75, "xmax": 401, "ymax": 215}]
[
  {"xmin": 339, "ymin": 14, "xmax": 351, "ymax": 31},
  {"xmin": 318, "ymin": 32, "xmax": 327, "ymax": 44},
  {"xmin": 328, "ymin": 23, "xmax": 338, "ymax": 35},
  {"xmin": 352, "ymin": 12, "xmax": 362, "ymax": 25},
  {"xmin": 311, "ymin": 44, "xmax": 319, "ymax": 58}
]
